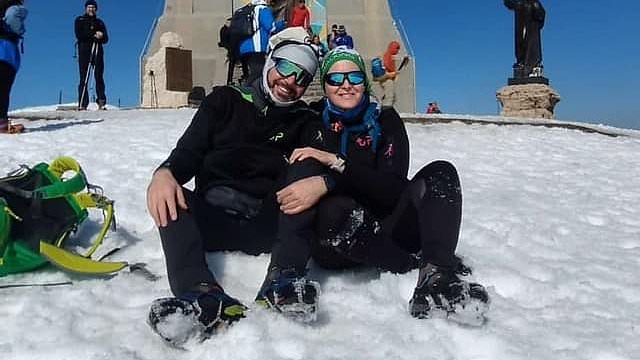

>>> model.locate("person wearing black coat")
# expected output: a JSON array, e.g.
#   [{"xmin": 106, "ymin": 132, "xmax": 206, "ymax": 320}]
[
  {"xmin": 145, "ymin": 34, "xmax": 323, "ymax": 345},
  {"xmin": 256, "ymin": 47, "xmax": 490, "ymax": 326},
  {"xmin": 0, "ymin": 0, "xmax": 26, "ymax": 133},
  {"xmin": 75, "ymin": 0, "xmax": 108, "ymax": 110}
]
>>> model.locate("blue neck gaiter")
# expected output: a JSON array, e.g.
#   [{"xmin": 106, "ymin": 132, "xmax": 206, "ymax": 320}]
[{"xmin": 322, "ymin": 96, "xmax": 382, "ymax": 156}]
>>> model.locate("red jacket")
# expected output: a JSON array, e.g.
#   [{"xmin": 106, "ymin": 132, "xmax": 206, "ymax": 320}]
[
  {"xmin": 290, "ymin": 6, "xmax": 310, "ymax": 29},
  {"xmin": 383, "ymin": 41, "xmax": 401, "ymax": 73}
]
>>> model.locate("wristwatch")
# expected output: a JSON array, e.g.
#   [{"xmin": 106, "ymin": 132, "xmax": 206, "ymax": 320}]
[{"xmin": 330, "ymin": 154, "xmax": 346, "ymax": 174}]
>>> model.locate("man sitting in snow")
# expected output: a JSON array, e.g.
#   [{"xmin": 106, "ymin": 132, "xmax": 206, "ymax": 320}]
[{"xmin": 145, "ymin": 29, "xmax": 324, "ymax": 346}]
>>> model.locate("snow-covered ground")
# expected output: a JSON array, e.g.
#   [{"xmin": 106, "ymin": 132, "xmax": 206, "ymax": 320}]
[{"xmin": 1, "ymin": 108, "xmax": 639, "ymax": 360}]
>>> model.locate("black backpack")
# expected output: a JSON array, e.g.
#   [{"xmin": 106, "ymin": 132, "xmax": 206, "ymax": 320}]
[
  {"xmin": 229, "ymin": 4, "xmax": 257, "ymax": 42},
  {"xmin": 218, "ymin": 23, "xmax": 231, "ymax": 50}
]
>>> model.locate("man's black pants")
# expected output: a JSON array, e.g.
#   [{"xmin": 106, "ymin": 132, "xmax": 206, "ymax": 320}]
[
  {"xmin": 78, "ymin": 44, "xmax": 106, "ymax": 108},
  {"xmin": 159, "ymin": 188, "xmax": 279, "ymax": 296}
]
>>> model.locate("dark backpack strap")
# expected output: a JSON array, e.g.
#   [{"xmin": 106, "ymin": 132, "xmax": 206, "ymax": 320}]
[{"xmin": 0, "ymin": 181, "xmax": 33, "ymax": 199}]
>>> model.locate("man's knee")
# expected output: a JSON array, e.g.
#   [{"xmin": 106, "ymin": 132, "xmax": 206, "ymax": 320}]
[{"xmin": 285, "ymin": 158, "xmax": 326, "ymax": 184}]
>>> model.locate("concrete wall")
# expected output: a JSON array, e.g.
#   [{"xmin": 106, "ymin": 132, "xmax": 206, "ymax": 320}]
[{"xmin": 141, "ymin": 0, "xmax": 415, "ymax": 112}]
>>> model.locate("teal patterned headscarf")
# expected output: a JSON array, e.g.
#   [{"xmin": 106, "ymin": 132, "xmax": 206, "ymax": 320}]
[{"xmin": 320, "ymin": 46, "xmax": 371, "ymax": 93}]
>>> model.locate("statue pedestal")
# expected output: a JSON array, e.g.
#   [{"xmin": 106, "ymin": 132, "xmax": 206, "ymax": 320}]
[
  {"xmin": 508, "ymin": 76, "xmax": 549, "ymax": 85},
  {"xmin": 509, "ymin": 66, "xmax": 549, "ymax": 85},
  {"xmin": 496, "ymin": 83, "xmax": 561, "ymax": 119}
]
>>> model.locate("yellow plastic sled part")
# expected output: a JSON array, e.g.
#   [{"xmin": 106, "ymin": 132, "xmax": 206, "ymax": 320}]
[{"xmin": 40, "ymin": 242, "xmax": 127, "ymax": 275}]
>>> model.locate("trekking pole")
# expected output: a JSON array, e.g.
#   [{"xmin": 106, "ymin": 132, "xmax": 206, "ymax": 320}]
[
  {"xmin": 0, "ymin": 281, "xmax": 73, "ymax": 290},
  {"xmin": 149, "ymin": 70, "xmax": 159, "ymax": 108},
  {"xmin": 78, "ymin": 42, "xmax": 98, "ymax": 109}
]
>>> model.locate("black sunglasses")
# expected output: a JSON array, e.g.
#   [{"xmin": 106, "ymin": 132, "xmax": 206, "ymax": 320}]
[
  {"xmin": 273, "ymin": 58, "xmax": 314, "ymax": 87},
  {"xmin": 324, "ymin": 71, "xmax": 366, "ymax": 87}
]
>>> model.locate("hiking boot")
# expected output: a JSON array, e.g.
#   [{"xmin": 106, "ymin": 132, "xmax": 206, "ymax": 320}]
[
  {"xmin": 8, "ymin": 123, "xmax": 24, "ymax": 133},
  {"xmin": 148, "ymin": 283, "xmax": 247, "ymax": 347},
  {"xmin": 0, "ymin": 119, "xmax": 24, "ymax": 134},
  {"xmin": 409, "ymin": 263, "xmax": 489, "ymax": 326},
  {"xmin": 255, "ymin": 266, "xmax": 320, "ymax": 323}
]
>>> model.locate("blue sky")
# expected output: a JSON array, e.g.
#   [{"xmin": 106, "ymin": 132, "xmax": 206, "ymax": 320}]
[{"xmin": 10, "ymin": 0, "xmax": 640, "ymax": 129}]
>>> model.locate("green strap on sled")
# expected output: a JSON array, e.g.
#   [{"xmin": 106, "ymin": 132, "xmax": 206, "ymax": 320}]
[
  {"xmin": 34, "ymin": 157, "xmax": 88, "ymax": 200},
  {"xmin": 0, "ymin": 156, "xmax": 124, "ymax": 277}
]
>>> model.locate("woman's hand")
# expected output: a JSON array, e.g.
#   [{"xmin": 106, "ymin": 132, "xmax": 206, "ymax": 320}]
[
  {"xmin": 146, "ymin": 168, "xmax": 188, "ymax": 227},
  {"xmin": 289, "ymin": 147, "xmax": 337, "ymax": 167}
]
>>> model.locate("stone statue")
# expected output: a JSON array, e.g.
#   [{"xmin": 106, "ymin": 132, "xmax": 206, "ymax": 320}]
[{"xmin": 504, "ymin": 0, "xmax": 546, "ymax": 80}]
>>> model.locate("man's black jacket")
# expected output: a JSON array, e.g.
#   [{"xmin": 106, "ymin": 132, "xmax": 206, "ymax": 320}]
[
  {"xmin": 74, "ymin": 14, "xmax": 108, "ymax": 53},
  {"xmin": 162, "ymin": 85, "xmax": 322, "ymax": 198}
]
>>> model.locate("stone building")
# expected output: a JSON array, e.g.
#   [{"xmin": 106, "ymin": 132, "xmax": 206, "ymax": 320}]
[{"xmin": 140, "ymin": 0, "xmax": 416, "ymax": 113}]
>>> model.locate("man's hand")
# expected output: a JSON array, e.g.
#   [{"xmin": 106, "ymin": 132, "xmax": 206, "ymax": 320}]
[
  {"xmin": 94, "ymin": 31, "xmax": 104, "ymax": 39},
  {"xmin": 289, "ymin": 147, "xmax": 337, "ymax": 167},
  {"xmin": 146, "ymin": 168, "xmax": 188, "ymax": 227},
  {"xmin": 276, "ymin": 176, "xmax": 328, "ymax": 215}
]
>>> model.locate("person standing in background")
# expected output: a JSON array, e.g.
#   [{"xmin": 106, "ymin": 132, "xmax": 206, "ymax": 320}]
[
  {"xmin": 380, "ymin": 40, "xmax": 400, "ymax": 106},
  {"xmin": 327, "ymin": 24, "xmax": 338, "ymax": 50},
  {"xmin": 289, "ymin": 0, "xmax": 310, "ymax": 32},
  {"xmin": 426, "ymin": 102, "xmax": 441, "ymax": 114},
  {"xmin": 238, "ymin": 0, "xmax": 285, "ymax": 85},
  {"xmin": 75, "ymin": 0, "xmax": 108, "ymax": 110},
  {"xmin": 0, "ymin": 0, "xmax": 26, "ymax": 133},
  {"xmin": 218, "ymin": 18, "xmax": 237, "ymax": 85},
  {"xmin": 334, "ymin": 25, "xmax": 353, "ymax": 49},
  {"xmin": 310, "ymin": 34, "xmax": 327, "ymax": 61}
]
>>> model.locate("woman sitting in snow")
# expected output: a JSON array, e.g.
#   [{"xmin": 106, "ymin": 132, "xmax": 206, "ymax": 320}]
[{"xmin": 257, "ymin": 47, "xmax": 490, "ymax": 325}]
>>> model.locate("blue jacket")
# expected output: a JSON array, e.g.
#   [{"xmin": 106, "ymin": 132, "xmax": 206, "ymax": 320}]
[
  {"xmin": 0, "ymin": 38, "xmax": 19, "ymax": 70},
  {"xmin": 239, "ymin": 2, "xmax": 284, "ymax": 56},
  {"xmin": 335, "ymin": 34, "xmax": 354, "ymax": 49},
  {"xmin": 0, "ymin": 3, "xmax": 26, "ymax": 71}
]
